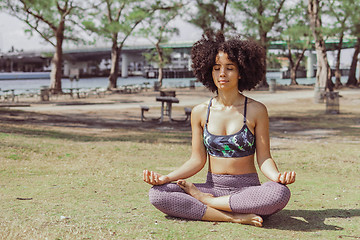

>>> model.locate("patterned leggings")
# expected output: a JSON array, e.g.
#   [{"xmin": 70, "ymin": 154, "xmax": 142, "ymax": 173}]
[{"xmin": 149, "ymin": 172, "xmax": 291, "ymax": 220}]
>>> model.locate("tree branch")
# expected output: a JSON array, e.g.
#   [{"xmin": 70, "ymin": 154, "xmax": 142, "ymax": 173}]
[
  {"xmin": 115, "ymin": 2, "xmax": 126, "ymax": 22},
  {"xmin": 19, "ymin": 0, "xmax": 58, "ymax": 31},
  {"xmin": 24, "ymin": 18, "xmax": 56, "ymax": 47},
  {"xmin": 268, "ymin": 0, "xmax": 286, "ymax": 30}
]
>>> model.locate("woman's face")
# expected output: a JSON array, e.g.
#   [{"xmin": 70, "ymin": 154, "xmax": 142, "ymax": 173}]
[{"xmin": 212, "ymin": 51, "xmax": 240, "ymax": 91}]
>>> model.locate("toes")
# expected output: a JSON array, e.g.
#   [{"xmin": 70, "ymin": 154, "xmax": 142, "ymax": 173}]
[
  {"xmin": 176, "ymin": 180, "xmax": 187, "ymax": 189},
  {"xmin": 252, "ymin": 216, "xmax": 263, "ymax": 227},
  {"xmin": 253, "ymin": 221, "xmax": 263, "ymax": 227},
  {"xmin": 176, "ymin": 179, "xmax": 185, "ymax": 186}
]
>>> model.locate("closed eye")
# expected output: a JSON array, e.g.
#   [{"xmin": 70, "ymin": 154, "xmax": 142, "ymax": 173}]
[{"xmin": 213, "ymin": 66, "xmax": 220, "ymax": 71}]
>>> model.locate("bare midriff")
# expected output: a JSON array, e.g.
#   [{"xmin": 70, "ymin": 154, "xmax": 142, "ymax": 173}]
[{"xmin": 208, "ymin": 154, "xmax": 257, "ymax": 175}]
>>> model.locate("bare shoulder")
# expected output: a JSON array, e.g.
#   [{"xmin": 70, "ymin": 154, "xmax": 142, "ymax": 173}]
[
  {"xmin": 192, "ymin": 99, "xmax": 210, "ymax": 114},
  {"xmin": 246, "ymin": 97, "xmax": 268, "ymax": 119},
  {"xmin": 191, "ymin": 99, "xmax": 211, "ymax": 125}
]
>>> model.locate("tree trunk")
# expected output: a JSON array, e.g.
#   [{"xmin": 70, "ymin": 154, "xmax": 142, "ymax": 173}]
[
  {"xmin": 49, "ymin": 22, "xmax": 64, "ymax": 94},
  {"xmin": 288, "ymin": 48, "xmax": 298, "ymax": 85},
  {"xmin": 292, "ymin": 48, "xmax": 306, "ymax": 85},
  {"xmin": 108, "ymin": 37, "xmax": 120, "ymax": 89},
  {"xmin": 156, "ymin": 43, "xmax": 164, "ymax": 87},
  {"xmin": 314, "ymin": 40, "xmax": 333, "ymax": 91},
  {"xmin": 258, "ymin": 32, "xmax": 269, "ymax": 88},
  {"xmin": 334, "ymin": 33, "xmax": 344, "ymax": 88},
  {"xmin": 287, "ymin": 44, "xmax": 300, "ymax": 85},
  {"xmin": 346, "ymin": 37, "xmax": 360, "ymax": 86},
  {"xmin": 308, "ymin": 0, "xmax": 333, "ymax": 103},
  {"xmin": 290, "ymin": 67, "xmax": 298, "ymax": 85}
]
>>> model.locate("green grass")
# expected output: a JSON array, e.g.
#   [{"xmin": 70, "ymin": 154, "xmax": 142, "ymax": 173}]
[{"xmin": 0, "ymin": 99, "xmax": 360, "ymax": 239}]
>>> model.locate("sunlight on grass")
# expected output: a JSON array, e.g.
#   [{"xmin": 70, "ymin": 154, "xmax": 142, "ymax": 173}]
[{"xmin": 0, "ymin": 90, "xmax": 359, "ymax": 239}]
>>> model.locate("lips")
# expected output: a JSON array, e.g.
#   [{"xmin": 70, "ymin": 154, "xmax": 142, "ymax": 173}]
[{"xmin": 218, "ymin": 79, "xmax": 228, "ymax": 84}]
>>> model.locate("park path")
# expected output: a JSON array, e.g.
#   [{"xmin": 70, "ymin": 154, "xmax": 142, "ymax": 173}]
[{"xmin": 6, "ymin": 88, "xmax": 359, "ymax": 114}]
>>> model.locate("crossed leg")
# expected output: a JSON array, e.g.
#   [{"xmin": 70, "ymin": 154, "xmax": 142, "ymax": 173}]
[{"xmin": 177, "ymin": 179, "xmax": 263, "ymax": 227}]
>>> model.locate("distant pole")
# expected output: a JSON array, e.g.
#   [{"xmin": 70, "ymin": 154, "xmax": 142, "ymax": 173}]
[
  {"xmin": 269, "ymin": 79, "xmax": 276, "ymax": 93},
  {"xmin": 306, "ymin": 51, "xmax": 315, "ymax": 78},
  {"xmin": 121, "ymin": 53, "xmax": 129, "ymax": 78}
]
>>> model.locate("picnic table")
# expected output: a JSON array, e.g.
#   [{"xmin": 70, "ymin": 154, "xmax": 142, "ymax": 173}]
[
  {"xmin": 156, "ymin": 96, "xmax": 180, "ymax": 123},
  {"xmin": 64, "ymin": 88, "xmax": 81, "ymax": 98}
]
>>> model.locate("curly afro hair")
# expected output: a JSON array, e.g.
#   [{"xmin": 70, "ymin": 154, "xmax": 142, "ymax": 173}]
[{"xmin": 191, "ymin": 32, "xmax": 266, "ymax": 92}]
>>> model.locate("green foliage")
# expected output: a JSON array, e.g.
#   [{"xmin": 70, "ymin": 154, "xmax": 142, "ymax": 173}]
[
  {"xmin": 281, "ymin": 1, "xmax": 312, "ymax": 50},
  {"xmin": 82, "ymin": 0, "xmax": 151, "ymax": 43},
  {"xmin": 232, "ymin": 0, "xmax": 286, "ymax": 41},
  {"xmin": 325, "ymin": 0, "xmax": 360, "ymax": 39},
  {"xmin": 143, "ymin": 48, "xmax": 173, "ymax": 67},
  {"xmin": 0, "ymin": 0, "xmax": 85, "ymax": 45},
  {"xmin": 267, "ymin": 53, "xmax": 281, "ymax": 69},
  {"xmin": 138, "ymin": 1, "xmax": 181, "ymax": 71},
  {"xmin": 189, "ymin": 0, "xmax": 235, "ymax": 34}
]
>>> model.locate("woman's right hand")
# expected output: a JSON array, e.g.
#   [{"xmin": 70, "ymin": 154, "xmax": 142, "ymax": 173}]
[{"xmin": 143, "ymin": 169, "xmax": 171, "ymax": 185}]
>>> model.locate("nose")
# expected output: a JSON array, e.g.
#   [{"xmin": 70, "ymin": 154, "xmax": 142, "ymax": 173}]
[{"xmin": 219, "ymin": 67, "xmax": 226, "ymax": 77}]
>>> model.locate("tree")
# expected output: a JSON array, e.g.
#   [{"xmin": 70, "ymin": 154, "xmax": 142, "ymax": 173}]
[
  {"xmin": 326, "ymin": 0, "xmax": 353, "ymax": 88},
  {"xmin": 139, "ymin": 3, "xmax": 181, "ymax": 88},
  {"xmin": 232, "ymin": 0, "xmax": 287, "ymax": 87},
  {"xmin": 188, "ymin": 0, "xmax": 235, "ymax": 34},
  {"xmin": 1, "ymin": 0, "xmax": 84, "ymax": 93},
  {"xmin": 346, "ymin": 37, "xmax": 360, "ymax": 87},
  {"xmin": 308, "ymin": 0, "xmax": 333, "ymax": 103},
  {"xmin": 281, "ymin": 2, "xmax": 312, "ymax": 85},
  {"xmin": 83, "ymin": 0, "xmax": 154, "ymax": 89},
  {"xmin": 346, "ymin": 1, "xmax": 360, "ymax": 87}
]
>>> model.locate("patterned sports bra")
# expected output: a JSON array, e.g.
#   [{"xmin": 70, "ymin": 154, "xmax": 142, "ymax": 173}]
[{"xmin": 203, "ymin": 97, "xmax": 256, "ymax": 158}]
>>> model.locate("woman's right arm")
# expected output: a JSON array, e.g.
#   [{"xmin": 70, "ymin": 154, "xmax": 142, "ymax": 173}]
[{"xmin": 143, "ymin": 104, "xmax": 208, "ymax": 185}]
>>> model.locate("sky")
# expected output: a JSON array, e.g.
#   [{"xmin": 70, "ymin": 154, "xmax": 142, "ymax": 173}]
[{"xmin": 0, "ymin": 12, "xmax": 202, "ymax": 53}]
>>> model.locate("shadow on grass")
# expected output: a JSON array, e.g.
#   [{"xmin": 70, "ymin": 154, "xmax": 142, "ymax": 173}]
[
  {"xmin": 165, "ymin": 208, "xmax": 360, "ymax": 232},
  {"xmin": 264, "ymin": 208, "xmax": 360, "ymax": 231},
  {"xmin": 0, "ymin": 125, "xmax": 191, "ymax": 144},
  {"xmin": 1, "ymin": 107, "xmax": 359, "ymax": 143},
  {"xmin": 269, "ymin": 110, "xmax": 360, "ymax": 138},
  {"xmin": 0, "ymin": 109, "xmax": 191, "ymax": 144}
]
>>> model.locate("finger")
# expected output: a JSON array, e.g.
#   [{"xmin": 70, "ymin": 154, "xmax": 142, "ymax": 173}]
[
  {"xmin": 285, "ymin": 171, "xmax": 291, "ymax": 184},
  {"xmin": 290, "ymin": 171, "xmax": 296, "ymax": 183},
  {"xmin": 143, "ymin": 170, "xmax": 149, "ymax": 182},
  {"xmin": 146, "ymin": 170, "xmax": 151, "ymax": 183},
  {"xmin": 153, "ymin": 172, "xmax": 159, "ymax": 184},
  {"xmin": 280, "ymin": 172, "xmax": 285, "ymax": 184},
  {"xmin": 150, "ymin": 171, "xmax": 155, "ymax": 184}
]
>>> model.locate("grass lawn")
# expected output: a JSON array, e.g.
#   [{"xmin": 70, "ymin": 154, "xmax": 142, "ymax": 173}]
[{"xmin": 0, "ymin": 89, "xmax": 359, "ymax": 239}]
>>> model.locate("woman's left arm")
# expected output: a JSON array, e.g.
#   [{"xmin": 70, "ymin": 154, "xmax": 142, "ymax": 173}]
[{"xmin": 253, "ymin": 102, "xmax": 296, "ymax": 185}]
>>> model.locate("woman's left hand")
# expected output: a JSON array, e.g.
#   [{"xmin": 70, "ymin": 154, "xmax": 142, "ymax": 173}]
[{"xmin": 277, "ymin": 171, "xmax": 296, "ymax": 185}]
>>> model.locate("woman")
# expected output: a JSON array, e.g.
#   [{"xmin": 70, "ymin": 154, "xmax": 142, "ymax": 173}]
[{"xmin": 143, "ymin": 32, "xmax": 296, "ymax": 227}]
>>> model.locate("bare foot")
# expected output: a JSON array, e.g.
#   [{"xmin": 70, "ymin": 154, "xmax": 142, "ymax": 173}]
[
  {"xmin": 177, "ymin": 179, "xmax": 214, "ymax": 204},
  {"xmin": 231, "ymin": 213, "xmax": 263, "ymax": 227}
]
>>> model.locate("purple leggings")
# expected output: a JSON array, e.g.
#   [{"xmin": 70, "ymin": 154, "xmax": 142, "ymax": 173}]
[{"xmin": 149, "ymin": 172, "xmax": 291, "ymax": 220}]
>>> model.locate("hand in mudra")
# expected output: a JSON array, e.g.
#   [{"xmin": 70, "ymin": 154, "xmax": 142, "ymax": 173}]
[
  {"xmin": 277, "ymin": 171, "xmax": 296, "ymax": 185},
  {"xmin": 143, "ymin": 169, "xmax": 170, "ymax": 185}
]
